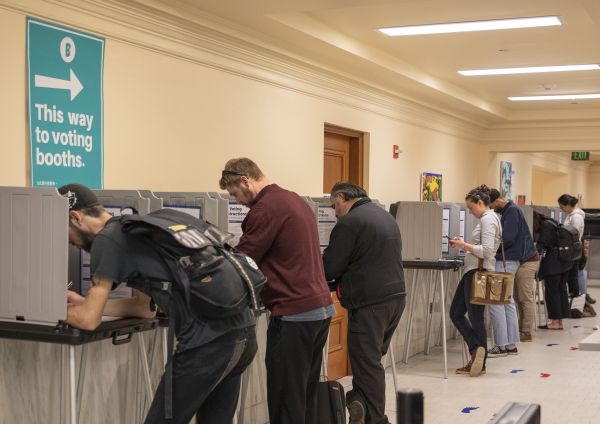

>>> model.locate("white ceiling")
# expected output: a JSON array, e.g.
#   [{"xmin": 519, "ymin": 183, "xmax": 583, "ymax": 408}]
[{"xmin": 138, "ymin": 0, "xmax": 600, "ymax": 123}]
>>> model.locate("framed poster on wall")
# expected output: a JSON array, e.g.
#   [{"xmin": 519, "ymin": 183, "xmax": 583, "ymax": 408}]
[
  {"xmin": 500, "ymin": 161, "xmax": 512, "ymax": 201},
  {"xmin": 421, "ymin": 172, "xmax": 442, "ymax": 201}
]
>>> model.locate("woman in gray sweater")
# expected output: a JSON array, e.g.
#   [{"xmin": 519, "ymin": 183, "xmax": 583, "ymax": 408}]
[{"xmin": 449, "ymin": 185, "xmax": 501, "ymax": 377}]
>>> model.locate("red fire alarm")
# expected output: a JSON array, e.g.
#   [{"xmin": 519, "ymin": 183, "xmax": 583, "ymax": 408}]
[{"xmin": 393, "ymin": 145, "xmax": 400, "ymax": 159}]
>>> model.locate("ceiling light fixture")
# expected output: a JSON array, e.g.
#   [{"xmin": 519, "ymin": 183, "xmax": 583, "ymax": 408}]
[
  {"xmin": 459, "ymin": 64, "xmax": 600, "ymax": 76},
  {"xmin": 508, "ymin": 93, "xmax": 600, "ymax": 101},
  {"xmin": 378, "ymin": 16, "xmax": 562, "ymax": 36}
]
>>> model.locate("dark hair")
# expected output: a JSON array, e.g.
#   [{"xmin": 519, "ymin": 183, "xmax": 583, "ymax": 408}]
[
  {"xmin": 330, "ymin": 182, "xmax": 368, "ymax": 201},
  {"xmin": 465, "ymin": 184, "xmax": 492, "ymax": 206},
  {"xmin": 489, "ymin": 188, "xmax": 501, "ymax": 203},
  {"xmin": 219, "ymin": 158, "xmax": 265, "ymax": 189},
  {"xmin": 558, "ymin": 194, "xmax": 578, "ymax": 207}
]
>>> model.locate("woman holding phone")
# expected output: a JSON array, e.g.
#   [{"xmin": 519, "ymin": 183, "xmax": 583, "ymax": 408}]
[{"xmin": 448, "ymin": 185, "xmax": 502, "ymax": 377}]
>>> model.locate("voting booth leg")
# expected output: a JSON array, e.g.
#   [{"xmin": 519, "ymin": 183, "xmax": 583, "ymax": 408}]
[
  {"xmin": 76, "ymin": 345, "xmax": 88, "ymax": 422},
  {"xmin": 403, "ymin": 269, "xmax": 420, "ymax": 364},
  {"xmin": 534, "ymin": 277, "xmax": 547, "ymax": 329},
  {"xmin": 423, "ymin": 271, "xmax": 435, "ymax": 355},
  {"xmin": 425, "ymin": 271, "xmax": 444, "ymax": 355},
  {"xmin": 439, "ymin": 270, "xmax": 448, "ymax": 379},
  {"xmin": 69, "ymin": 345, "xmax": 77, "ymax": 424},
  {"xmin": 388, "ymin": 337, "xmax": 399, "ymax": 394},
  {"xmin": 161, "ymin": 327, "xmax": 169, "ymax": 367},
  {"xmin": 448, "ymin": 269, "xmax": 462, "ymax": 340},
  {"xmin": 138, "ymin": 333, "xmax": 154, "ymax": 406},
  {"xmin": 236, "ymin": 368, "xmax": 250, "ymax": 423}
]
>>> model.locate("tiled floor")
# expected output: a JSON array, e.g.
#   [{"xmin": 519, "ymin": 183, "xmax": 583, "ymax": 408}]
[{"xmin": 339, "ymin": 286, "xmax": 600, "ymax": 424}]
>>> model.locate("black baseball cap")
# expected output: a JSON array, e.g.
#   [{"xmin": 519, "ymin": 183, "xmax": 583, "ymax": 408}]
[{"xmin": 58, "ymin": 184, "xmax": 100, "ymax": 211}]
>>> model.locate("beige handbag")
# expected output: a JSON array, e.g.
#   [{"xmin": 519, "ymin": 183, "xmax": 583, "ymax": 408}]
[{"xmin": 470, "ymin": 238, "xmax": 514, "ymax": 305}]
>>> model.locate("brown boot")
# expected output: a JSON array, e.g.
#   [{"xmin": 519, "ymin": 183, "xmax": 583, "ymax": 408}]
[
  {"xmin": 456, "ymin": 358, "xmax": 486, "ymax": 375},
  {"xmin": 456, "ymin": 358, "xmax": 473, "ymax": 375},
  {"xmin": 520, "ymin": 332, "xmax": 532, "ymax": 342}
]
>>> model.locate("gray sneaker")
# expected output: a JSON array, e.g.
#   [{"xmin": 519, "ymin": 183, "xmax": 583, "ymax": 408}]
[
  {"xmin": 506, "ymin": 346, "xmax": 518, "ymax": 355},
  {"xmin": 487, "ymin": 345, "xmax": 508, "ymax": 357}
]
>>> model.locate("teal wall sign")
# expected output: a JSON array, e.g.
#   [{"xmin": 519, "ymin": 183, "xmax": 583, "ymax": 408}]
[{"xmin": 27, "ymin": 18, "xmax": 105, "ymax": 189}]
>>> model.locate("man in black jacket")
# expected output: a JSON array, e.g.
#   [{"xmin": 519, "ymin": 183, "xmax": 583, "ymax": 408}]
[{"xmin": 323, "ymin": 182, "xmax": 406, "ymax": 424}]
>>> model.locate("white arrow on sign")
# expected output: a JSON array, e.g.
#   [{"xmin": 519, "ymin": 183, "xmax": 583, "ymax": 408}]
[{"xmin": 34, "ymin": 69, "xmax": 83, "ymax": 100}]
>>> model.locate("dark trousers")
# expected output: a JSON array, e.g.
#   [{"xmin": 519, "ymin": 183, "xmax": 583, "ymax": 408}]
[
  {"xmin": 566, "ymin": 261, "xmax": 580, "ymax": 296},
  {"xmin": 544, "ymin": 272, "xmax": 571, "ymax": 320},
  {"xmin": 450, "ymin": 269, "xmax": 487, "ymax": 365},
  {"xmin": 347, "ymin": 296, "xmax": 406, "ymax": 424},
  {"xmin": 265, "ymin": 317, "xmax": 331, "ymax": 424},
  {"xmin": 145, "ymin": 326, "xmax": 257, "ymax": 424}
]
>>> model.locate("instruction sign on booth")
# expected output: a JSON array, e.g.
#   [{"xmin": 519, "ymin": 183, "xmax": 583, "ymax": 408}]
[{"xmin": 27, "ymin": 18, "xmax": 105, "ymax": 188}]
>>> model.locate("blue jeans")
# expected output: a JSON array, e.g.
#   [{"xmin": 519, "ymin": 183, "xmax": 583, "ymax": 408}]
[
  {"xmin": 450, "ymin": 269, "xmax": 487, "ymax": 364},
  {"xmin": 579, "ymin": 269, "xmax": 587, "ymax": 294},
  {"xmin": 489, "ymin": 260, "xmax": 520, "ymax": 346}
]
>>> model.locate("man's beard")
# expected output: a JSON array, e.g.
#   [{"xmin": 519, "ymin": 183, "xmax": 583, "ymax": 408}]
[{"xmin": 77, "ymin": 229, "xmax": 96, "ymax": 253}]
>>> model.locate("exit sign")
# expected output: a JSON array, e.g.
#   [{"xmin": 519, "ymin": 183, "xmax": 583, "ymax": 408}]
[{"xmin": 572, "ymin": 151, "xmax": 590, "ymax": 161}]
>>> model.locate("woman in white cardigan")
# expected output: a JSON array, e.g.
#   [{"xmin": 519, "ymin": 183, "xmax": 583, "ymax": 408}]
[{"xmin": 449, "ymin": 185, "xmax": 502, "ymax": 377}]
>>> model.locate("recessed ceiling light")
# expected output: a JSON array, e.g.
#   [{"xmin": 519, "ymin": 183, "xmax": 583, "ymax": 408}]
[
  {"xmin": 378, "ymin": 16, "xmax": 562, "ymax": 36},
  {"xmin": 460, "ymin": 64, "xmax": 600, "ymax": 76},
  {"xmin": 508, "ymin": 93, "xmax": 600, "ymax": 101}
]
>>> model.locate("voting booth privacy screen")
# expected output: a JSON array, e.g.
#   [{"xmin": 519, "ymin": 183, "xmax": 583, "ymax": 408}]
[{"xmin": 0, "ymin": 187, "xmax": 68, "ymax": 325}]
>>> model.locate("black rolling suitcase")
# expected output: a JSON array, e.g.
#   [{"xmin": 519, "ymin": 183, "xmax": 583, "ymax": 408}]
[{"xmin": 317, "ymin": 379, "xmax": 346, "ymax": 424}]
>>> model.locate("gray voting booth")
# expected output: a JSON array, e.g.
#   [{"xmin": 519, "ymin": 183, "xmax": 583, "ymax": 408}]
[
  {"xmin": 0, "ymin": 187, "xmax": 161, "ymax": 424},
  {"xmin": 518, "ymin": 205, "xmax": 534, "ymax": 237},
  {"xmin": 533, "ymin": 205, "xmax": 551, "ymax": 218},
  {"xmin": 155, "ymin": 191, "xmax": 227, "ymax": 232},
  {"xmin": 0, "ymin": 187, "xmax": 68, "ymax": 326},
  {"xmin": 138, "ymin": 189, "xmax": 163, "ymax": 212},
  {"xmin": 389, "ymin": 201, "xmax": 443, "ymax": 261}
]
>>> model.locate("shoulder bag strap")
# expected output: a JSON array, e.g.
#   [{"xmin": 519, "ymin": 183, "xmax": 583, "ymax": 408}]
[{"xmin": 493, "ymin": 213, "xmax": 508, "ymax": 272}]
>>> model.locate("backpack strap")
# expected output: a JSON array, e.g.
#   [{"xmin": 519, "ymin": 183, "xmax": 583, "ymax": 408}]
[
  {"xmin": 164, "ymin": 311, "xmax": 176, "ymax": 419},
  {"xmin": 219, "ymin": 247, "xmax": 260, "ymax": 313}
]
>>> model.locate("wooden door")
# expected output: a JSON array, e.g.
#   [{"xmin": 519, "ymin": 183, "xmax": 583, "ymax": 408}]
[
  {"xmin": 323, "ymin": 127, "xmax": 363, "ymax": 379},
  {"xmin": 323, "ymin": 132, "xmax": 349, "ymax": 193}
]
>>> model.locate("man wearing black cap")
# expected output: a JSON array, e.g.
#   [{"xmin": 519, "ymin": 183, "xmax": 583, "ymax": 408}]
[
  {"xmin": 59, "ymin": 183, "xmax": 257, "ymax": 424},
  {"xmin": 488, "ymin": 189, "xmax": 539, "ymax": 345}
]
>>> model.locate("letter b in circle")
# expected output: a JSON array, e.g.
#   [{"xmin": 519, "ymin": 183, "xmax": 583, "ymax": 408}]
[{"xmin": 60, "ymin": 37, "xmax": 76, "ymax": 63}]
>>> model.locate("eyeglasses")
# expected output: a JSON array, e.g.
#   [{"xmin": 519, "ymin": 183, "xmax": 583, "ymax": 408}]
[{"xmin": 221, "ymin": 170, "xmax": 246, "ymax": 178}]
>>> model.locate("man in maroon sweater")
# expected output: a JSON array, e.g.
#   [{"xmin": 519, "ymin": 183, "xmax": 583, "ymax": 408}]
[{"xmin": 219, "ymin": 158, "xmax": 334, "ymax": 424}]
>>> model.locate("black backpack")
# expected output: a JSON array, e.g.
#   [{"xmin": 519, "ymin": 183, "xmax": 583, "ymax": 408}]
[
  {"xmin": 548, "ymin": 219, "xmax": 583, "ymax": 262},
  {"xmin": 119, "ymin": 208, "xmax": 266, "ymax": 321}
]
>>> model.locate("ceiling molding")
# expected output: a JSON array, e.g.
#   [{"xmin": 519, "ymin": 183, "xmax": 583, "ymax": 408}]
[
  {"xmin": 481, "ymin": 120, "xmax": 600, "ymax": 149},
  {"xmin": 527, "ymin": 152, "xmax": 592, "ymax": 172},
  {"xmin": 0, "ymin": 0, "xmax": 485, "ymax": 141}
]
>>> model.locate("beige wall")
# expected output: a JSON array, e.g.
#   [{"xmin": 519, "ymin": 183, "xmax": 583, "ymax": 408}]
[
  {"xmin": 0, "ymin": 8, "xmax": 28, "ymax": 186},
  {"xmin": 586, "ymin": 166, "xmax": 600, "ymax": 208},
  {"xmin": 0, "ymin": 6, "xmax": 483, "ymax": 207},
  {"xmin": 0, "ymin": 2, "xmax": 597, "ymax": 208},
  {"xmin": 480, "ymin": 151, "xmax": 591, "ymax": 207}
]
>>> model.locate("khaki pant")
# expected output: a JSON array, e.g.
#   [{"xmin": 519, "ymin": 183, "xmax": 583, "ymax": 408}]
[{"xmin": 514, "ymin": 260, "xmax": 540, "ymax": 333}]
